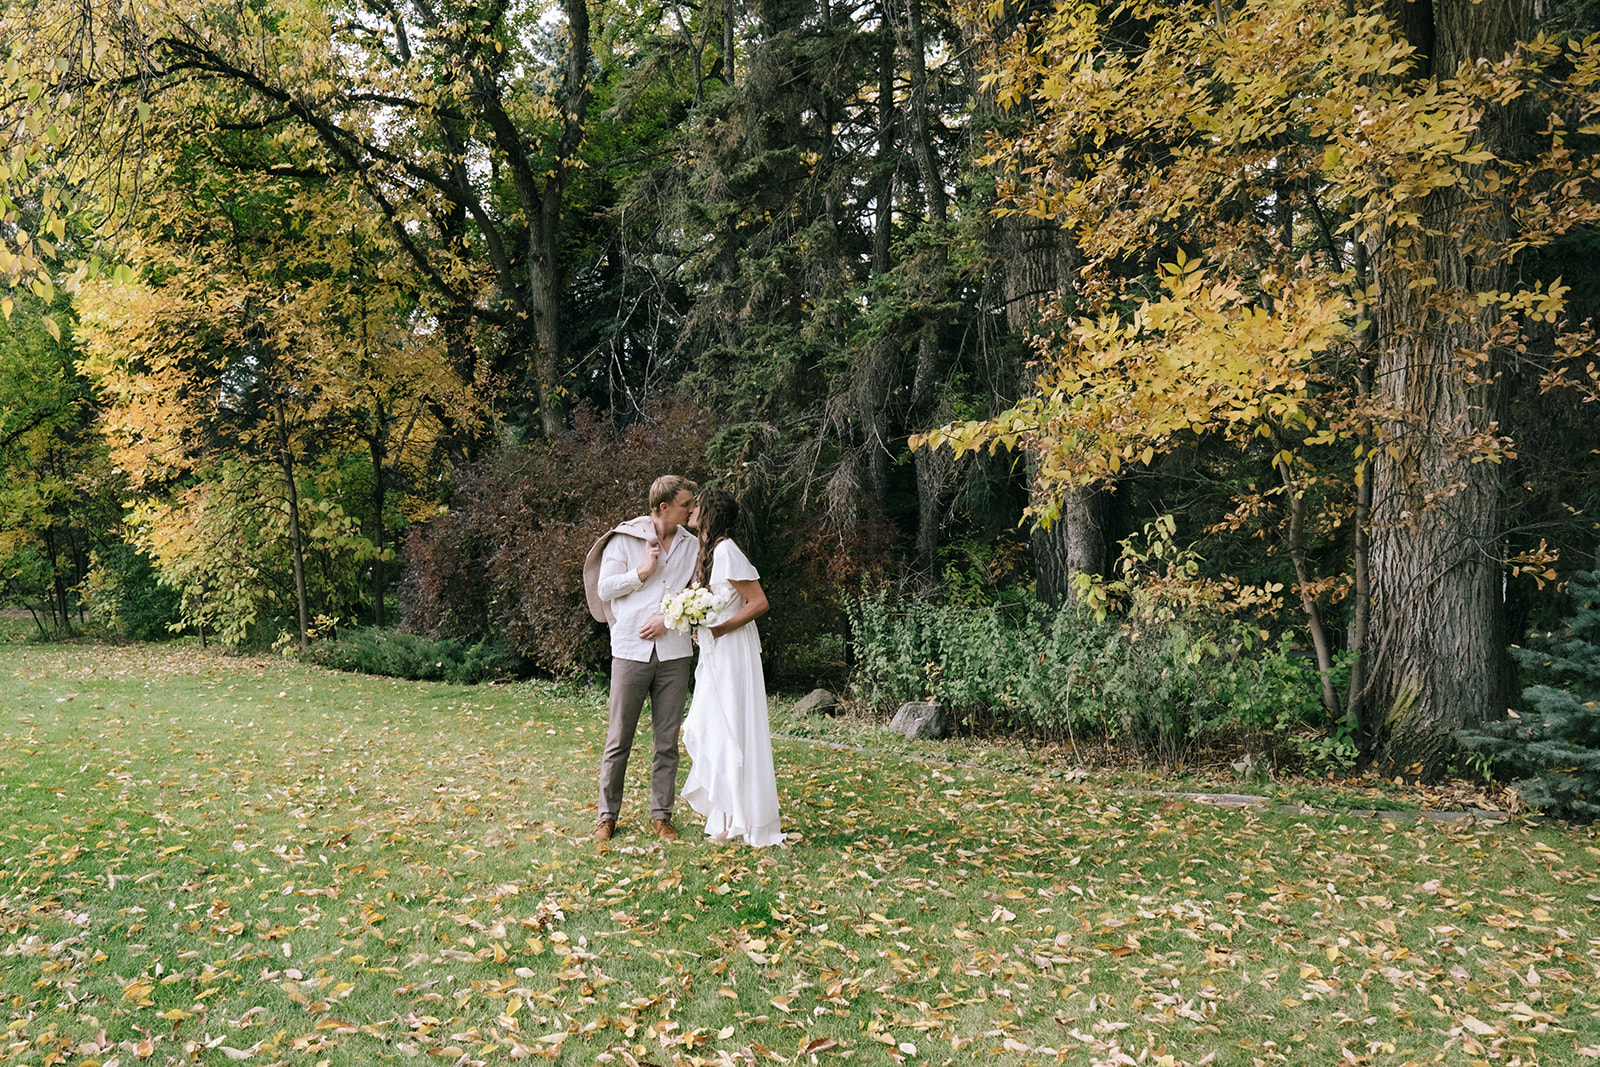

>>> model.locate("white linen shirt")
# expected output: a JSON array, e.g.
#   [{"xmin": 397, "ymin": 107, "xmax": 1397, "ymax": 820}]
[{"xmin": 596, "ymin": 519, "xmax": 698, "ymax": 663}]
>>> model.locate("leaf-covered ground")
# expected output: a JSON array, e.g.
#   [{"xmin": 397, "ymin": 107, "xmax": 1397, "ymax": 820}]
[{"xmin": 3, "ymin": 641, "xmax": 1599, "ymax": 1067}]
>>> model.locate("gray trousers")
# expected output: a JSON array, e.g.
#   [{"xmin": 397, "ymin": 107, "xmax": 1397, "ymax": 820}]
[{"xmin": 599, "ymin": 652, "xmax": 692, "ymax": 822}]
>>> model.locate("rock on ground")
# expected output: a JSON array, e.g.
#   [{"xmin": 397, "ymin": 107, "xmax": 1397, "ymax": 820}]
[{"xmin": 890, "ymin": 701, "xmax": 948, "ymax": 740}]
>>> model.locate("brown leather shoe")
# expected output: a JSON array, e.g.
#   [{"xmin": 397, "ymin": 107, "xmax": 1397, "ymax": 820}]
[
  {"xmin": 593, "ymin": 817, "xmax": 616, "ymax": 842},
  {"xmin": 651, "ymin": 818, "xmax": 679, "ymax": 841}
]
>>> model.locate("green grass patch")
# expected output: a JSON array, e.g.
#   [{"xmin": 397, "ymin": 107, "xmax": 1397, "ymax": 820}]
[{"xmin": 1, "ymin": 642, "xmax": 1598, "ymax": 1067}]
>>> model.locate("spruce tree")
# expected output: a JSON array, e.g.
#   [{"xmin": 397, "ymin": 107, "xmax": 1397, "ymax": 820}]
[{"xmin": 1456, "ymin": 570, "xmax": 1600, "ymax": 822}]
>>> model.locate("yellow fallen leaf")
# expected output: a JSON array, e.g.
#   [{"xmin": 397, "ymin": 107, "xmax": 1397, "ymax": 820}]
[{"xmin": 313, "ymin": 1020, "xmax": 358, "ymax": 1033}]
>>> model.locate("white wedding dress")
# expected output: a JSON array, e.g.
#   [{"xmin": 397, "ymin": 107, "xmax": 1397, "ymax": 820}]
[{"xmin": 680, "ymin": 540, "xmax": 784, "ymax": 846}]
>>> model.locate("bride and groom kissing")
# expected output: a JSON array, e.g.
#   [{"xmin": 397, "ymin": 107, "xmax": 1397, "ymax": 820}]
[{"xmin": 582, "ymin": 475, "xmax": 784, "ymax": 847}]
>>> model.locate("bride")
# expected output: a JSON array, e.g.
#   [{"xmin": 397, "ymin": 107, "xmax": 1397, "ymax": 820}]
[{"xmin": 679, "ymin": 489, "xmax": 785, "ymax": 846}]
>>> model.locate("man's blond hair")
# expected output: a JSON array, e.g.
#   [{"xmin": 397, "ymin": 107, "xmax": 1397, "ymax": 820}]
[{"xmin": 649, "ymin": 475, "xmax": 697, "ymax": 513}]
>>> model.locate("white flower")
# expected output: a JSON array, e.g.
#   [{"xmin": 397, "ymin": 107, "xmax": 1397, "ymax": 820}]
[{"xmin": 661, "ymin": 584, "xmax": 717, "ymax": 633}]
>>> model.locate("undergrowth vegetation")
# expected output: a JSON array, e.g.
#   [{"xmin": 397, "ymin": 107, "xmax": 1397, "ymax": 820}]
[
  {"xmin": 848, "ymin": 590, "xmax": 1331, "ymax": 772},
  {"xmin": 304, "ymin": 627, "xmax": 527, "ymax": 684}
]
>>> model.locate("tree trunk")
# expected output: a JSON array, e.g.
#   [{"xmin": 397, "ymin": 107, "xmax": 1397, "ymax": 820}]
[
  {"xmin": 1274, "ymin": 453, "xmax": 1342, "ymax": 720},
  {"xmin": 860, "ymin": 19, "xmax": 897, "ymax": 513},
  {"xmin": 1029, "ymin": 487, "xmax": 1106, "ymax": 609},
  {"xmin": 46, "ymin": 527, "xmax": 72, "ymax": 636},
  {"xmin": 724, "ymin": 0, "xmax": 736, "ymax": 90},
  {"xmin": 962, "ymin": 0, "xmax": 1107, "ymax": 604},
  {"xmin": 525, "ymin": 0, "xmax": 594, "ymax": 438},
  {"xmin": 1365, "ymin": 0, "xmax": 1524, "ymax": 778},
  {"xmin": 1346, "ymin": 242, "xmax": 1375, "ymax": 727},
  {"xmin": 897, "ymin": 0, "xmax": 953, "ymax": 573},
  {"xmin": 369, "ymin": 433, "xmax": 388, "ymax": 629},
  {"xmin": 276, "ymin": 410, "xmax": 311, "ymax": 652},
  {"xmin": 1005, "ymin": 216, "xmax": 1100, "ymax": 605}
]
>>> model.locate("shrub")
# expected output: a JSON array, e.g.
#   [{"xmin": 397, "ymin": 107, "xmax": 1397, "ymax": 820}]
[
  {"xmin": 399, "ymin": 396, "xmax": 881, "ymax": 684},
  {"xmin": 849, "ymin": 586, "xmax": 1324, "ymax": 765},
  {"xmin": 83, "ymin": 541, "xmax": 182, "ymax": 641},
  {"xmin": 306, "ymin": 626, "xmax": 526, "ymax": 684},
  {"xmin": 1456, "ymin": 569, "xmax": 1600, "ymax": 822},
  {"xmin": 740, "ymin": 498, "xmax": 884, "ymax": 692},
  {"xmin": 127, "ymin": 460, "xmax": 381, "ymax": 649},
  {"xmin": 398, "ymin": 398, "xmax": 716, "ymax": 675}
]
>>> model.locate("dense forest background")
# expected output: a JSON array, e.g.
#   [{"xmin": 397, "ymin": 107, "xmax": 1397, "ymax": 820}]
[{"xmin": 4, "ymin": 0, "xmax": 1600, "ymax": 782}]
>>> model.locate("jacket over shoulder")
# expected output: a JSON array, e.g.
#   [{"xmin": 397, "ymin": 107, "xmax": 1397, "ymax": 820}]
[{"xmin": 583, "ymin": 515, "xmax": 655, "ymax": 624}]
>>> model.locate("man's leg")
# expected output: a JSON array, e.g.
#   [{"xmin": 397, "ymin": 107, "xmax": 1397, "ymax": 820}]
[
  {"xmin": 600, "ymin": 656, "xmax": 655, "ymax": 822},
  {"xmin": 648, "ymin": 655, "xmax": 693, "ymax": 822}
]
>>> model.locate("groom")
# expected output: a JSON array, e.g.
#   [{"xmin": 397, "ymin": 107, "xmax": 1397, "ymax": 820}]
[{"xmin": 583, "ymin": 475, "xmax": 698, "ymax": 842}]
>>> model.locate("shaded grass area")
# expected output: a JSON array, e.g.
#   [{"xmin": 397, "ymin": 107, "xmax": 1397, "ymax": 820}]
[{"xmin": 2, "ymin": 640, "xmax": 1599, "ymax": 1067}]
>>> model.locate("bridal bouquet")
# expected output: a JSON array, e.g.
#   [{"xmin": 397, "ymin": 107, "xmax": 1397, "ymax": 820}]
[{"xmin": 661, "ymin": 584, "xmax": 716, "ymax": 633}]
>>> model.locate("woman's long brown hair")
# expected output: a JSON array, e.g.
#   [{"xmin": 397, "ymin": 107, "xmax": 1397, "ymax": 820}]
[{"xmin": 692, "ymin": 489, "xmax": 739, "ymax": 587}]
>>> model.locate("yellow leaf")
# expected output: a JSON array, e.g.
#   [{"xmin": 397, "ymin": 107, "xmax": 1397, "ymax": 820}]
[{"xmin": 313, "ymin": 1019, "xmax": 357, "ymax": 1032}]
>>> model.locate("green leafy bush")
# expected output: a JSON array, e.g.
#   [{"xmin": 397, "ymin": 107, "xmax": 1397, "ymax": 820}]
[
  {"xmin": 1456, "ymin": 569, "xmax": 1600, "ymax": 822},
  {"xmin": 848, "ymin": 586, "xmax": 1324, "ymax": 765},
  {"xmin": 306, "ymin": 626, "xmax": 526, "ymax": 684},
  {"xmin": 83, "ymin": 542, "xmax": 182, "ymax": 641}
]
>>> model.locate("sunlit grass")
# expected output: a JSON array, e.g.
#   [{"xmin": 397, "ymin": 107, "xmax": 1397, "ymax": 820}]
[{"xmin": 2, "ymin": 640, "xmax": 1598, "ymax": 1066}]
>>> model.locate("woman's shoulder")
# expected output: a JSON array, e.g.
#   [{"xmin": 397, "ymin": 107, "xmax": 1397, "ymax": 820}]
[{"xmin": 713, "ymin": 538, "xmax": 759, "ymax": 578}]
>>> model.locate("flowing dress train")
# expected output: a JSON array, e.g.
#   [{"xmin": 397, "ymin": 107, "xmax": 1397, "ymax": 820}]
[{"xmin": 680, "ymin": 540, "xmax": 784, "ymax": 846}]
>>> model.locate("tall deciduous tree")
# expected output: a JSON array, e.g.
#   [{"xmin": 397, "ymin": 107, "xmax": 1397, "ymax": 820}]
[
  {"xmin": 78, "ymin": 125, "xmax": 463, "ymax": 647},
  {"xmin": 921, "ymin": 0, "xmax": 1600, "ymax": 776},
  {"xmin": 1362, "ymin": 0, "xmax": 1525, "ymax": 774},
  {"xmin": 4, "ymin": 0, "xmax": 593, "ymax": 441}
]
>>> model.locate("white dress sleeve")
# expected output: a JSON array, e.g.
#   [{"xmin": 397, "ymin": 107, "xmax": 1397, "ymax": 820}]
[{"xmin": 711, "ymin": 540, "xmax": 760, "ymax": 584}]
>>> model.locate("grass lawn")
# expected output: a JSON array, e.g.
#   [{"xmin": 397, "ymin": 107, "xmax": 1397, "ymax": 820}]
[{"xmin": 2, "ymin": 635, "xmax": 1598, "ymax": 1067}]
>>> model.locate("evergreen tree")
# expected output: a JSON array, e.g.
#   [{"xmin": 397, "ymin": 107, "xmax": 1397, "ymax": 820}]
[{"xmin": 1456, "ymin": 571, "xmax": 1600, "ymax": 822}]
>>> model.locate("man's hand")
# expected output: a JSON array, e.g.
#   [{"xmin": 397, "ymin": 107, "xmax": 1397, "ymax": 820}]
[
  {"xmin": 639, "ymin": 613, "xmax": 669, "ymax": 641},
  {"xmin": 636, "ymin": 539, "xmax": 661, "ymax": 582}
]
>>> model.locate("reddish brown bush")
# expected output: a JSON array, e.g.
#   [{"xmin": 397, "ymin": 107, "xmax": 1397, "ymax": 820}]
[{"xmin": 399, "ymin": 400, "xmax": 715, "ymax": 676}]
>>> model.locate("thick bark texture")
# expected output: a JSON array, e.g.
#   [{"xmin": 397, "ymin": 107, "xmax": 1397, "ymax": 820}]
[
  {"xmin": 1030, "ymin": 488, "xmax": 1105, "ymax": 609},
  {"xmin": 1365, "ymin": 0, "xmax": 1523, "ymax": 778}
]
